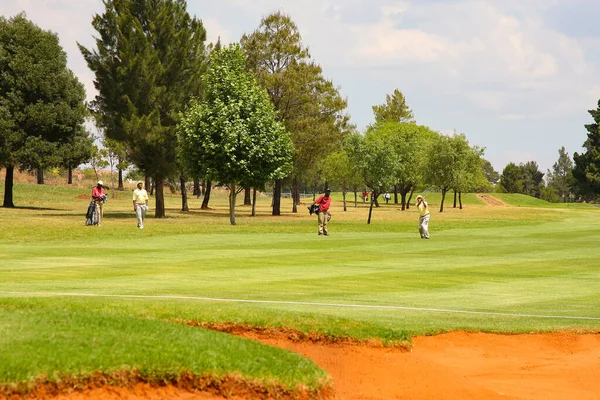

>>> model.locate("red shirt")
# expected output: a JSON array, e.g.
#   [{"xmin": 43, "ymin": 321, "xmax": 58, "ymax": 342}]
[
  {"xmin": 92, "ymin": 186, "xmax": 105, "ymax": 201},
  {"xmin": 316, "ymin": 195, "xmax": 331, "ymax": 212}
]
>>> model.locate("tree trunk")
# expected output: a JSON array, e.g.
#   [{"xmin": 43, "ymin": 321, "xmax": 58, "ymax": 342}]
[
  {"xmin": 118, "ymin": 168, "xmax": 124, "ymax": 190},
  {"xmin": 406, "ymin": 189, "xmax": 414, "ymax": 210},
  {"xmin": 251, "ymin": 188, "xmax": 257, "ymax": 216},
  {"xmin": 453, "ymin": 190, "xmax": 457, "ymax": 208},
  {"xmin": 354, "ymin": 191, "xmax": 358, "ymax": 208},
  {"xmin": 440, "ymin": 188, "xmax": 447, "ymax": 212},
  {"xmin": 201, "ymin": 180, "xmax": 212, "ymax": 209},
  {"xmin": 400, "ymin": 192, "xmax": 407, "ymax": 210},
  {"xmin": 3, "ymin": 165, "xmax": 15, "ymax": 208},
  {"xmin": 145, "ymin": 176, "xmax": 151, "ymax": 194},
  {"xmin": 367, "ymin": 191, "xmax": 378, "ymax": 224},
  {"xmin": 37, "ymin": 168, "xmax": 44, "ymax": 184},
  {"xmin": 155, "ymin": 175, "xmax": 165, "ymax": 218},
  {"xmin": 272, "ymin": 179, "xmax": 282, "ymax": 216},
  {"xmin": 459, "ymin": 191, "xmax": 463, "ymax": 209},
  {"xmin": 343, "ymin": 190, "xmax": 347, "ymax": 211},
  {"xmin": 244, "ymin": 186, "xmax": 251, "ymax": 206},
  {"xmin": 110, "ymin": 167, "xmax": 116, "ymax": 198},
  {"xmin": 291, "ymin": 178, "xmax": 300, "ymax": 213},
  {"xmin": 180, "ymin": 173, "xmax": 189, "ymax": 212},
  {"xmin": 67, "ymin": 167, "xmax": 73, "ymax": 184},
  {"xmin": 193, "ymin": 178, "xmax": 201, "ymax": 197},
  {"xmin": 201, "ymin": 180, "xmax": 206, "ymax": 196},
  {"xmin": 228, "ymin": 182, "xmax": 237, "ymax": 225},
  {"xmin": 394, "ymin": 185, "xmax": 399, "ymax": 204}
]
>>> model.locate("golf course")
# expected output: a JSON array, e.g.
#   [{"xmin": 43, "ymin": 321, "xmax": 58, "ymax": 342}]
[{"xmin": 1, "ymin": 180, "xmax": 600, "ymax": 399}]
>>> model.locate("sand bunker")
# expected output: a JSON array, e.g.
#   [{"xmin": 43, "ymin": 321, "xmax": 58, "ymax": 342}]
[{"xmin": 37, "ymin": 330, "xmax": 600, "ymax": 400}]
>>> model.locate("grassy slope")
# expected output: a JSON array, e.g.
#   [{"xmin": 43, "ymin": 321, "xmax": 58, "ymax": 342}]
[
  {"xmin": 1, "ymin": 183, "xmax": 600, "ymax": 389},
  {"xmin": 0, "ymin": 307, "xmax": 324, "ymax": 387}
]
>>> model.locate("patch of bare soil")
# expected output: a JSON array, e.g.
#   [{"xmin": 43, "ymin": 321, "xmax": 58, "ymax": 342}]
[
  {"xmin": 478, "ymin": 194, "xmax": 506, "ymax": 206},
  {"xmin": 20, "ymin": 330, "xmax": 600, "ymax": 400}
]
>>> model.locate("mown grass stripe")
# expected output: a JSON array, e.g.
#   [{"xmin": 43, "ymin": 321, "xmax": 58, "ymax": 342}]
[{"xmin": 2, "ymin": 290, "xmax": 600, "ymax": 321}]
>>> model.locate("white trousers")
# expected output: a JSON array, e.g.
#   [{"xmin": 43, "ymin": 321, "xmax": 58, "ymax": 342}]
[
  {"xmin": 419, "ymin": 214, "xmax": 430, "ymax": 239},
  {"xmin": 135, "ymin": 204, "xmax": 147, "ymax": 228}
]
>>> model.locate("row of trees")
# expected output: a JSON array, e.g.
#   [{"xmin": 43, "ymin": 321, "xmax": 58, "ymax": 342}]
[
  {"xmin": 79, "ymin": 3, "xmax": 350, "ymax": 221},
  {"xmin": 4, "ymin": 1, "xmax": 600, "ymax": 218},
  {"xmin": 0, "ymin": 4, "xmax": 507, "ymax": 222},
  {"xmin": 324, "ymin": 121, "xmax": 489, "ymax": 223},
  {"xmin": 499, "ymin": 133, "xmax": 599, "ymax": 203},
  {"xmin": 498, "ymin": 147, "xmax": 574, "ymax": 203}
]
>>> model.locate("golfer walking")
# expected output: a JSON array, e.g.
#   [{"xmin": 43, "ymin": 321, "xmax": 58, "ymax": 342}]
[
  {"xmin": 132, "ymin": 181, "xmax": 149, "ymax": 229},
  {"xmin": 313, "ymin": 189, "xmax": 332, "ymax": 236},
  {"xmin": 416, "ymin": 195, "xmax": 430, "ymax": 239},
  {"xmin": 91, "ymin": 180, "xmax": 107, "ymax": 226}
]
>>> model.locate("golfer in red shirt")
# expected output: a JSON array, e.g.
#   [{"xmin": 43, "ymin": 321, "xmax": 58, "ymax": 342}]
[
  {"xmin": 313, "ymin": 189, "xmax": 332, "ymax": 236},
  {"xmin": 91, "ymin": 180, "xmax": 106, "ymax": 226}
]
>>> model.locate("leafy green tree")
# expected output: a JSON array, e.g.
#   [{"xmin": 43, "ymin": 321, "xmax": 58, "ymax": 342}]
[
  {"xmin": 424, "ymin": 134, "xmax": 455, "ymax": 212},
  {"xmin": 376, "ymin": 122, "xmax": 435, "ymax": 210},
  {"xmin": 520, "ymin": 161, "xmax": 544, "ymax": 198},
  {"xmin": 540, "ymin": 185, "xmax": 560, "ymax": 203},
  {"xmin": 481, "ymin": 159, "xmax": 500, "ymax": 188},
  {"xmin": 0, "ymin": 13, "xmax": 87, "ymax": 207},
  {"xmin": 341, "ymin": 132, "xmax": 367, "ymax": 208},
  {"xmin": 241, "ymin": 11, "xmax": 348, "ymax": 215},
  {"xmin": 500, "ymin": 162, "xmax": 524, "ymax": 194},
  {"xmin": 354, "ymin": 128, "xmax": 398, "ymax": 223},
  {"xmin": 89, "ymin": 144, "xmax": 109, "ymax": 182},
  {"xmin": 546, "ymin": 147, "xmax": 573, "ymax": 202},
  {"xmin": 80, "ymin": 0, "xmax": 207, "ymax": 217},
  {"xmin": 498, "ymin": 161, "xmax": 543, "ymax": 197},
  {"xmin": 59, "ymin": 129, "xmax": 94, "ymax": 184},
  {"xmin": 323, "ymin": 143, "xmax": 363, "ymax": 211},
  {"xmin": 452, "ymin": 144, "xmax": 486, "ymax": 208},
  {"xmin": 104, "ymin": 138, "xmax": 130, "ymax": 190},
  {"xmin": 572, "ymin": 100, "xmax": 600, "ymax": 200},
  {"xmin": 177, "ymin": 44, "xmax": 292, "ymax": 225},
  {"xmin": 372, "ymin": 89, "xmax": 415, "ymax": 125}
]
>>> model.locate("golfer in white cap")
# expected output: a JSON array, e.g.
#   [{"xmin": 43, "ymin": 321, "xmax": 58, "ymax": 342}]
[
  {"xmin": 416, "ymin": 195, "xmax": 430, "ymax": 239},
  {"xmin": 91, "ymin": 180, "xmax": 107, "ymax": 226}
]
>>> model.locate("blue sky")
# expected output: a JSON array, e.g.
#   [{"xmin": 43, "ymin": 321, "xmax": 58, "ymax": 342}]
[{"xmin": 2, "ymin": 0, "xmax": 599, "ymax": 174}]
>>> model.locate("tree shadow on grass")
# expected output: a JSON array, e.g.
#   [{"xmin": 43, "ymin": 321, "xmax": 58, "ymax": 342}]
[
  {"xmin": 185, "ymin": 209, "xmax": 230, "ymax": 217},
  {"xmin": 46, "ymin": 212, "xmax": 134, "ymax": 220},
  {"xmin": 2, "ymin": 206, "xmax": 63, "ymax": 211}
]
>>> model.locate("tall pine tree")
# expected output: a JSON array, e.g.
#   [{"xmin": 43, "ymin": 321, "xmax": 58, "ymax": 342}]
[
  {"xmin": 80, "ymin": 0, "xmax": 207, "ymax": 217},
  {"xmin": 572, "ymin": 100, "xmax": 600, "ymax": 200}
]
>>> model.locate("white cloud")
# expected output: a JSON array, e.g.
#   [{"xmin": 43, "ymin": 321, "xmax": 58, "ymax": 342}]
[{"xmin": 203, "ymin": 17, "xmax": 232, "ymax": 45}]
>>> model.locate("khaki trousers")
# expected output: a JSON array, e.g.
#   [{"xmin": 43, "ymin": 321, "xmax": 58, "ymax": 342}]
[
  {"xmin": 318, "ymin": 210, "xmax": 329, "ymax": 235},
  {"xmin": 95, "ymin": 201, "xmax": 104, "ymax": 226}
]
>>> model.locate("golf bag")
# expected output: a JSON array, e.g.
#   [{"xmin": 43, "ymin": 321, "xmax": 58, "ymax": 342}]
[
  {"xmin": 308, "ymin": 203, "xmax": 320, "ymax": 215},
  {"xmin": 85, "ymin": 201, "xmax": 98, "ymax": 226}
]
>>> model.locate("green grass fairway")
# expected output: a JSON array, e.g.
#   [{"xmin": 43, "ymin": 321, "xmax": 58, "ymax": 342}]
[{"xmin": 1, "ymin": 182, "xmax": 600, "ymax": 394}]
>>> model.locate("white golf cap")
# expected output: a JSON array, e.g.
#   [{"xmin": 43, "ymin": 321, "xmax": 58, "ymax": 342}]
[{"xmin": 97, "ymin": 180, "xmax": 103, "ymax": 185}]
